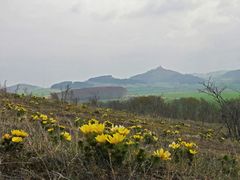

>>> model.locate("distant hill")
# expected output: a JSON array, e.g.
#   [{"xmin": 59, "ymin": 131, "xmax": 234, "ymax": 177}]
[
  {"xmin": 193, "ymin": 70, "xmax": 228, "ymax": 80},
  {"xmin": 7, "ymin": 84, "xmax": 59, "ymax": 96},
  {"xmin": 130, "ymin": 66, "xmax": 203, "ymax": 84},
  {"xmin": 193, "ymin": 69, "xmax": 240, "ymax": 84},
  {"xmin": 7, "ymin": 84, "xmax": 41, "ymax": 94},
  {"xmin": 220, "ymin": 70, "xmax": 240, "ymax": 83}
]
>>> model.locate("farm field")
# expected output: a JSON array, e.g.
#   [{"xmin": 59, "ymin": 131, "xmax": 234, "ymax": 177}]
[
  {"xmin": 128, "ymin": 89, "xmax": 240, "ymax": 101},
  {"xmin": 0, "ymin": 92, "xmax": 240, "ymax": 179}
]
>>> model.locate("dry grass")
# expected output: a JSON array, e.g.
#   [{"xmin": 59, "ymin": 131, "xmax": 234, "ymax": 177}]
[{"xmin": 0, "ymin": 93, "xmax": 240, "ymax": 179}]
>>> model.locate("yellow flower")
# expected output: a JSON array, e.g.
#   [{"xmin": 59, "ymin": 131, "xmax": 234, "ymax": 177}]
[
  {"xmin": 49, "ymin": 118, "xmax": 57, "ymax": 124},
  {"xmin": 11, "ymin": 130, "xmax": 29, "ymax": 137},
  {"xmin": 181, "ymin": 141, "xmax": 196, "ymax": 149},
  {"xmin": 80, "ymin": 124, "xmax": 92, "ymax": 134},
  {"xmin": 133, "ymin": 134, "xmax": 144, "ymax": 141},
  {"xmin": 166, "ymin": 130, "xmax": 171, "ymax": 134},
  {"xmin": 12, "ymin": 137, "xmax": 23, "ymax": 143},
  {"xmin": 189, "ymin": 149, "xmax": 198, "ymax": 155},
  {"xmin": 59, "ymin": 125, "xmax": 66, "ymax": 129},
  {"xmin": 173, "ymin": 130, "xmax": 180, "ymax": 134},
  {"xmin": 169, "ymin": 142, "xmax": 180, "ymax": 149},
  {"xmin": 95, "ymin": 134, "xmax": 107, "ymax": 143},
  {"xmin": 47, "ymin": 128, "xmax": 54, "ymax": 132},
  {"xmin": 32, "ymin": 115, "xmax": 39, "ymax": 120},
  {"xmin": 106, "ymin": 133, "xmax": 126, "ymax": 144},
  {"xmin": 61, "ymin": 132, "xmax": 71, "ymax": 141},
  {"xmin": 153, "ymin": 136, "xmax": 158, "ymax": 141},
  {"xmin": 153, "ymin": 148, "xmax": 171, "ymax": 161},
  {"xmin": 130, "ymin": 125, "xmax": 142, "ymax": 129},
  {"xmin": 92, "ymin": 123, "xmax": 105, "ymax": 134},
  {"xmin": 42, "ymin": 121, "xmax": 48, "ymax": 124},
  {"xmin": 2, "ymin": 133, "xmax": 11, "ymax": 140},
  {"xmin": 126, "ymin": 140, "xmax": 135, "ymax": 145},
  {"xmin": 111, "ymin": 125, "xmax": 130, "ymax": 136},
  {"xmin": 40, "ymin": 114, "xmax": 48, "ymax": 121}
]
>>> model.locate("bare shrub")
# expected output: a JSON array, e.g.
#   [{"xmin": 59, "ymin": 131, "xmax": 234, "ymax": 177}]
[{"xmin": 200, "ymin": 79, "xmax": 240, "ymax": 139}]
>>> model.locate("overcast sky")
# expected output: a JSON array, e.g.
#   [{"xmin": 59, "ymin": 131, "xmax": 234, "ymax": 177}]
[{"xmin": 1, "ymin": 0, "xmax": 240, "ymax": 87}]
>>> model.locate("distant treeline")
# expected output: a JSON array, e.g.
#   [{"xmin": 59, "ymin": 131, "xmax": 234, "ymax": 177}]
[{"xmin": 101, "ymin": 96, "xmax": 221, "ymax": 123}]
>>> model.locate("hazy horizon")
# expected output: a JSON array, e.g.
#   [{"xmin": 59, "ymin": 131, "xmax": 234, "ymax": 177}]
[{"xmin": 1, "ymin": 0, "xmax": 240, "ymax": 87}]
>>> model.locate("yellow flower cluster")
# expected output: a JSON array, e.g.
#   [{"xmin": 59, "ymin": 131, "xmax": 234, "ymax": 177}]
[
  {"xmin": 31, "ymin": 112, "xmax": 71, "ymax": 142},
  {"xmin": 5, "ymin": 102, "xmax": 27, "ymax": 116},
  {"xmin": 164, "ymin": 129, "xmax": 180, "ymax": 135},
  {"xmin": 31, "ymin": 113, "xmax": 57, "ymax": 125},
  {"xmin": 2, "ymin": 129, "xmax": 29, "ymax": 143},
  {"xmin": 169, "ymin": 140, "xmax": 198, "ymax": 155},
  {"xmin": 80, "ymin": 121, "xmax": 128, "ymax": 145}
]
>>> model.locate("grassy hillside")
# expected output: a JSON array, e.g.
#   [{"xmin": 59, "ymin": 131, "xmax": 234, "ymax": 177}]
[{"xmin": 0, "ymin": 92, "xmax": 240, "ymax": 179}]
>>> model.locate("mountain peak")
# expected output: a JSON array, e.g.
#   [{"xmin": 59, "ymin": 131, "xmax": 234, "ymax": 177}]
[
  {"xmin": 155, "ymin": 66, "xmax": 165, "ymax": 70},
  {"xmin": 130, "ymin": 66, "xmax": 203, "ymax": 84}
]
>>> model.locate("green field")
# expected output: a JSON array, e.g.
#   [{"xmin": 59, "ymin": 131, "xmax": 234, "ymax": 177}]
[{"xmin": 127, "ymin": 85, "xmax": 240, "ymax": 101}]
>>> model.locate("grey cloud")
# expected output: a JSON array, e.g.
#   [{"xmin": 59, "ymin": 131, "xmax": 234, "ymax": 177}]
[{"xmin": 125, "ymin": 0, "xmax": 198, "ymax": 18}]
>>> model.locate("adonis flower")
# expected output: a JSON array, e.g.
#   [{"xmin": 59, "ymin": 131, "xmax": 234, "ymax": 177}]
[
  {"xmin": 11, "ymin": 130, "xmax": 29, "ymax": 138},
  {"xmin": 169, "ymin": 142, "xmax": 181, "ymax": 149},
  {"xmin": 111, "ymin": 125, "xmax": 130, "ymax": 136},
  {"xmin": 40, "ymin": 114, "xmax": 48, "ymax": 121},
  {"xmin": 106, "ymin": 133, "xmax": 126, "ymax": 144},
  {"xmin": 189, "ymin": 149, "xmax": 198, "ymax": 155},
  {"xmin": 47, "ymin": 128, "xmax": 54, "ymax": 132},
  {"xmin": 61, "ymin": 132, "xmax": 72, "ymax": 141},
  {"xmin": 2, "ymin": 133, "xmax": 12, "ymax": 140},
  {"xmin": 133, "ymin": 134, "xmax": 144, "ymax": 141},
  {"xmin": 153, "ymin": 148, "xmax": 171, "ymax": 161},
  {"xmin": 95, "ymin": 134, "xmax": 108, "ymax": 143},
  {"xmin": 11, "ymin": 137, "xmax": 23, "ymax": 143},
  {"xmin": 181, "ymin": 141, "xmax": 196, "ymax": 149}
]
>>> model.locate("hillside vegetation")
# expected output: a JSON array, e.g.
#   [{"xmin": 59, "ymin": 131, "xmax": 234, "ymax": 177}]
[{"xmin": 0, "ymin": 92, "xmax": 240, "ymax": 179}]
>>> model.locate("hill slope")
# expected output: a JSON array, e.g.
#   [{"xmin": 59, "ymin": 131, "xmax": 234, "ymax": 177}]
[{"xmin": 0, "ymin": 93, "xmax": 239, "ymax": 179}]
